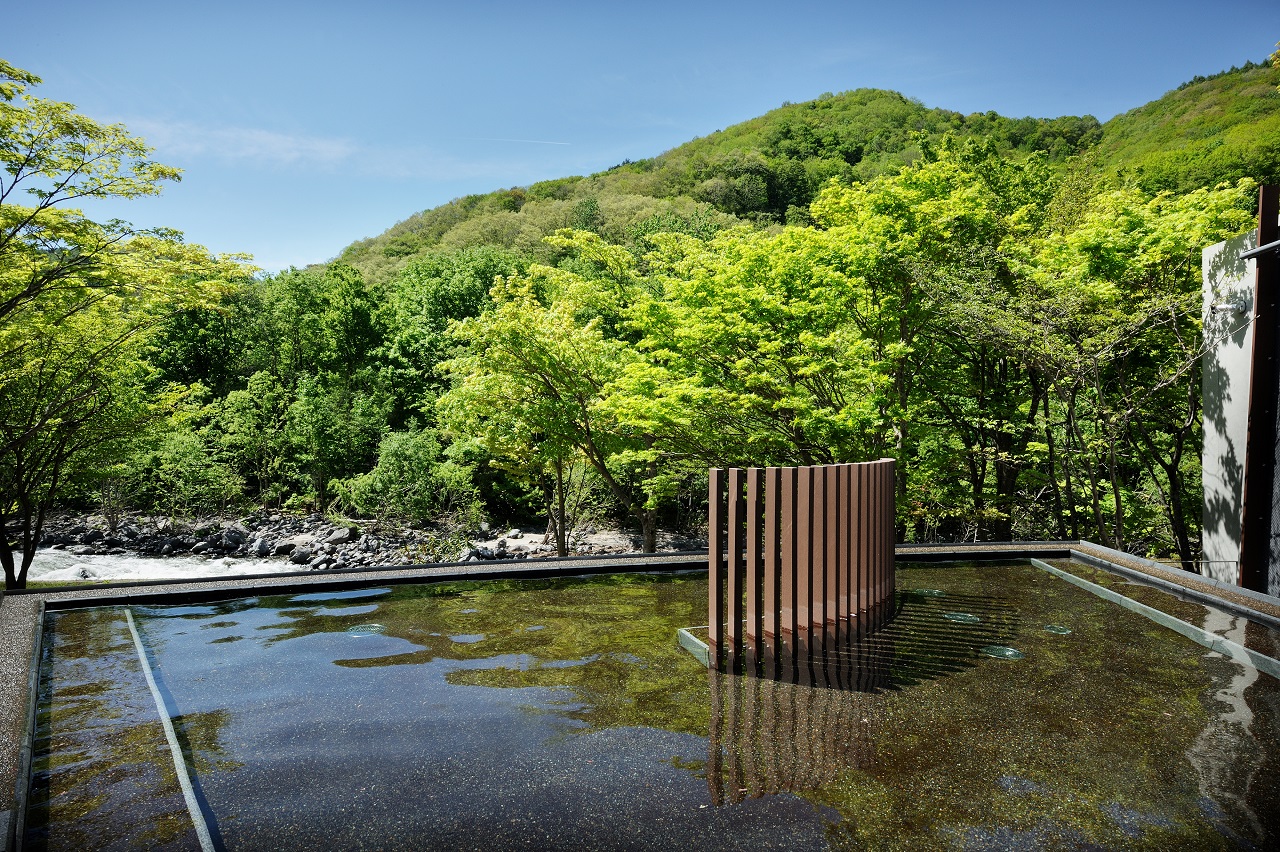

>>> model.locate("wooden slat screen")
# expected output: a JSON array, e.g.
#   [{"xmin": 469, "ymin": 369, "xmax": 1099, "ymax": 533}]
[{"xmin": 707, "ymin": 459, "xmax": 896, "ymax": 680}]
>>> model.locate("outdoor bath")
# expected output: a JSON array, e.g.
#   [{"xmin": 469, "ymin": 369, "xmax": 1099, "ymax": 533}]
[{"xmin": 9, "ymin": 548, "xmax": 1279, "ymax": 851}]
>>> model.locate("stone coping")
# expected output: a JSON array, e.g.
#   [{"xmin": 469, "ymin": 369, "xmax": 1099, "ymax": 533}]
[{"xmin": 4, "ymin": 542, "xmax": 1278, "ymax": 850}]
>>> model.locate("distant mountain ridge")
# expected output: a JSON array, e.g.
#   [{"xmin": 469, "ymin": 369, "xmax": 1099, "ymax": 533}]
[{"xmin": 338, "ymin": 59, "xmax": 1280, "ymax": 284}]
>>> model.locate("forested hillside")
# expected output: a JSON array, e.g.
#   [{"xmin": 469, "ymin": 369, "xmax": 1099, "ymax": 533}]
[
  {"xmin": 339, "ymin": 61, "xmax": 1279, "ymax": 286},
  {"xmin": 5, "ymin": 54, "xmax": 1280, "ymax": 587},
  {"xmin": 1096, "ymin": 59, "xmax": 1280, "ymax": 193},
  {"xmin": 337, "ymin": 90, "xmax": 1104, "ymax": 285}
]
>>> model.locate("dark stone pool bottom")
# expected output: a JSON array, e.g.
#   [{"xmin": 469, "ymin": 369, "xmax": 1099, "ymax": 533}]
[{"xmin": 25, "ymin": 564, "xmax": 1280, "ymax": 850}]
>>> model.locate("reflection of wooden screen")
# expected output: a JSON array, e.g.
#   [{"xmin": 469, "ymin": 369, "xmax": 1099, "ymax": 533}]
[
  {"xmin": 707, "ymin": 671, "xmax": 881, "ymax": 805},
  {"xmin": 708, "ymin": 460, "xmax": 896, "ymax": 678}
]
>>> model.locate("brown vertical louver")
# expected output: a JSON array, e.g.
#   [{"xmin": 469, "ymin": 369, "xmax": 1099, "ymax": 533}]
[
  {"xmin": 745, "ymin": 467, "xmax": 764, "ymax": 672},
  {"xmin": 726, "ymin": 468, "xmax": 746, "ymax": 675},
  {"xmin": 706, "ymin": 459, "xmax": 896, "ymax": 683},
  {"xmin": 708, "ymin": 467, "xmax": 726, "ymax": 670}
]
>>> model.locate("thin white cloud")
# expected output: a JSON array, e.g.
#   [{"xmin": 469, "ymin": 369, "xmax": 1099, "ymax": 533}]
[
  {"xmin": 463, "ymin": 137, "xmax": 571, "ymax": 146},
  {"xmin": 126, "ymin": 119, "xmax": 579, "ymax": 181},
  {"xmin": 129, "ymin": 119, "xmax": 358, "ymax": 167}
]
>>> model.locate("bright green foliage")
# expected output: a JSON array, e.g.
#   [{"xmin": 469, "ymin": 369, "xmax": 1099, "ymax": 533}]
[
  {"xmin": 285, "ymin": 372, "xmax": 390, "ymax": 510},
  {"xmin": 126, "ymin": 426, "xmax": 244, "ymax": 519},
  {"xmin": 230, "ymin": 264, "xmax": 379, "ymax": 390},
  {"xmin": 0, "ymin": 59, "xmax": 250, "ymax": 356},
  {"xmin": 377, "ymin": 246, "xmax": 526, "ymax": 419},
  {"xmin": 214, "ymin": 371, "xmax": 293, "ymax": 505},
  {"xmin": 1026, "ymin": 180, "xmax": 1255, "ymax": 563},
  {"xmin": 331, "ymin": 426, "xmax": 481, "ymax": 527},
  {"xmin": 611, "ymin": 226, "xmax": 883, "ymax": 467},
  {"xmin": 797, "ymin": 137, "xmax": 1253, "ymax": 560},
  {"xmin": 145, "ymin": 299, "xmax": 249, "ymax": 397},
  {"xmin": 342, "ymin": 188, "xmax": 731, "ymax": 285},
  {"xmin": 0, "ymin": 60, "xmax": 252, "ymax": 588},
  {"xmin": 1095, "ymin": 60, "xmax": 1280, "ymax": 193},
  {"xmin": 646, "ymin": 89, "xmax": 1095, "ymax": 222},
  {"xmin": 0, "ymin": 59, "xmax": 201, "ymax": 327},
  {"xmin": 440, "ymin": 262, "xmax": 665, "ymax": 550},
  {"xmin": 809, "ymin": 138, "xmax": 1057, "ymax": 538},
  {"xmin": 140, "ymin": 250, "xmax": 512, "ymax": 516},
  {"xmin": 0, "ymin": 307, "xmax": 158, "ymax": 585}
]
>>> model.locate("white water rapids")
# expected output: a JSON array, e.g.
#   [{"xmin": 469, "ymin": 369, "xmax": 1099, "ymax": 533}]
[{"xmin": 23, "ymin": 550, "xmax": 294, "ymax": 584}]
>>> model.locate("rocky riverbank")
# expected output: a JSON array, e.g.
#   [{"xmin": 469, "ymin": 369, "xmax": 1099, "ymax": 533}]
[{"xmin": 35, "ymin": 511, "xmax": 704, "ymax": 572}]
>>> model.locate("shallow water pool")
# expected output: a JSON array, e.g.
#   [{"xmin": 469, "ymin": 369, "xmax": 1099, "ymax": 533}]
[{"xmin": 25, "ymin": 563, "xmax": 1280, "ymax": 850}]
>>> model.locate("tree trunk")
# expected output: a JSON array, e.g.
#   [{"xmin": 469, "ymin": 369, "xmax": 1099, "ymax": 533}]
[
  {"xmin": 1107, "ymin": 437, "xmax": 1125, "ymax": 550},
  {"xmin": 1062, "ymin": 387, "xmax": 1081, "ymax": 539},
  {"xmin": 1072, "ymin": 407, "xmax": 1108, "ymax": 543},
  {"xmin": 640, "ymin": 510, "xmax": 658, "ymax": 554},
  {"xmin": 1, "ymin": 504, "xmax": 41, "ymax": 590},
  {"xmin": 554, "ymin": 457, "xmax": 568, "ymax": 557},
  {"xmin": 1044, "ymin": 398, "xmax": 1068, "ymax": 540},
  {"xmin": 0, "ymin": 519, "xmax": 19, "ymax": 590},
  {"xmin": 1129, "ymin": 415, "xmax": 1197, "ymax": 572}
]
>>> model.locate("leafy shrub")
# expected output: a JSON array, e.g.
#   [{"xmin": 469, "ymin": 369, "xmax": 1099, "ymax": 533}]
[
  {"xmin": 126, "ymin": 428, "xmax": 244, "ymax": 517},
  {"xmin": 331, "ymin": 427, "xmax": 482, "ymax": 528}
]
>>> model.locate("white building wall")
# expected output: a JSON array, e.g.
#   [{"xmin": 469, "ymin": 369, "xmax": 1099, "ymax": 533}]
[{"xmin": 1201, "ymin": 232, "xmax": 1256, "ymax": 585}]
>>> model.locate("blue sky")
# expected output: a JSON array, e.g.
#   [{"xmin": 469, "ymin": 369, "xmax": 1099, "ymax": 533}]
[{"xmin": 8, "ymin": 1, "xmax": 1277, "ymax": 272}]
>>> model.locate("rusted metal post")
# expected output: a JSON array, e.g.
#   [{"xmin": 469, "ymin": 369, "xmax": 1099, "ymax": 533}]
[
  {"xmin": 873, "ymin": 460, "xmax": 885, "ymax": 627},
  {"xmin": 707, "ymin": 459, "xmax": 896, "ymax": 680},
  {"xmin": 851, "ymin": 462, "xmax": 866, "ymax": 633},
  {"xmin": 884, "ymin": 459, "xmax": 896, "ymax": 623},
  {"xmin": 838, "ymin": 463, "xmax": 854, "ymax": 688},
  {"xmin": 824, "ymin": 466, "xmax": 839, "ymax": 657}
]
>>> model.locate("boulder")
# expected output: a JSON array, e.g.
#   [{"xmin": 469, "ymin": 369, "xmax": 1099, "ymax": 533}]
[
  {"xmin": 289, "ymin": 547, "xmax": 312, "ymax": 565},
  {"xmin": 273, "ymin": 541, "xmax": 296, "ymax": 557},
  {"xmin": 251, "ymin": 538, "xmax": 271, "ymax": 557},
  {"xmin": 325, "ymin": 526, "xmax": 355, "ymax": 545},
  {"xmin": 221, "ymin": 527, "xmax": 248, "ymax": 547},
  {"xmin": 191, "ymin": 541, "xmax": 211, "ymax": 554}
]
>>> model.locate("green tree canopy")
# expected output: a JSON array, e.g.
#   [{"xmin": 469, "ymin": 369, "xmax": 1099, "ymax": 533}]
[{"xmin": 0, "ymin": 60, "xmax": 252, "ymax": 588}]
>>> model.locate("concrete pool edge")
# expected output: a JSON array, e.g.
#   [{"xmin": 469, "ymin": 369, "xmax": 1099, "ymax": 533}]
[
  {"xmin": 5, "ymin": 542, "xmax": 1280, "ymax": 851},
  {"xmin": 1030, "ymin": 558, "xmax": 1280, "ymax": 681},
  {"xmin": 0, "ymin": 596, "xmax": 41, "ymax": 852}
]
